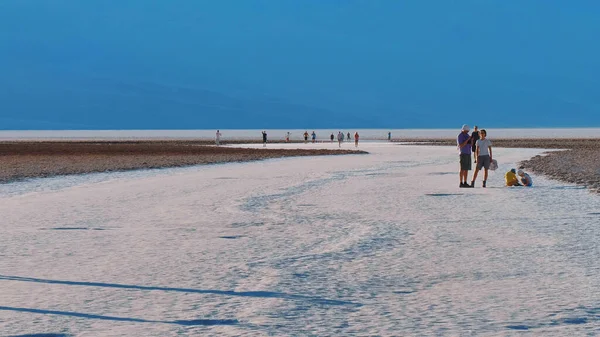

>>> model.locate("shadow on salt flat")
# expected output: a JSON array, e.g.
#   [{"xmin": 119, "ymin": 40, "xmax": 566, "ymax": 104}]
[
  {"xmin": 40, "ymin": 227, "xmax": 107, "ymax": 231},
  {"xmin": 364, "ymin": 173, "xmax": 387, "ymax": 177},
  {"xmin": 428, "ymin": 172, "xmax": 456, "ymax": 176},
  {"xmin": 292, "ymin": 272, "xmax": 309, "ymax": 279},
  {"xmin": 505, "ymin": 305, "xmax": 599, "ymax": 331},
  {"xmin": 0, "ymin": 275, "xmax": 360, "ymax": 307},
  {"xmin": 506, "ymin": 325, "xmax": 530, "ymax": 330},
  {"xmin": 424, "ymin": 193, "xmax": 465, "ymax": 197},
  {"xmin": 0, "ymin": 306, "xmax": 238, "ymax": 326},
  {"xmin": 219, "ymin": 235, "xmax": 245, "ymax": 239},
  {"xmin": 6, "ymin": 334, "xmax": 70, "ymax": 337},
  {"xmin": 392, "ymin": 290, "xmax": 416, "ymax": 295}
]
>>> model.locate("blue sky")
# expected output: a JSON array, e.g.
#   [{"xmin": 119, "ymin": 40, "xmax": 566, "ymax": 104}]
[{"xmin": 1, "ymin": 0, "xmax": 599, "ymax": 129}]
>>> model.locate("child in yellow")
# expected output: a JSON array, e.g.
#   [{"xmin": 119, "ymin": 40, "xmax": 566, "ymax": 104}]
[{"xmin": 505, "ymin": 169, "xmax": 521, "ymax": 186}]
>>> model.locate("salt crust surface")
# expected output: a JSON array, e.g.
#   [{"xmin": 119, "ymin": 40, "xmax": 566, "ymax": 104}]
[{"xmin": 1, "ymin": 142, "xmax": 598, "ymax": 336}]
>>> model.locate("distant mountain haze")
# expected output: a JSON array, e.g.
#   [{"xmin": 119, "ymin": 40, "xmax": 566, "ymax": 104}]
[{"xmin": 1, "ymin": 1, "xmax": 599, "ymax": 129}]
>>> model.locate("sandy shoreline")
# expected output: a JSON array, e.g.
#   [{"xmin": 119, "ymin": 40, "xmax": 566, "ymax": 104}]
[
  {"xmin": 396, "ymin": 138, "xmax": 600, "ymax": 193},
  {"xmin": 0, "ymin": 141, "xmax": 366, "ymax": 183}
]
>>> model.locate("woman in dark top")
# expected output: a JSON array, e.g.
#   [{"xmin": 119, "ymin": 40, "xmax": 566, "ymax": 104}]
[{"xmin": 471, "ymin": 126, "xmax": 480, "ymax": 163}]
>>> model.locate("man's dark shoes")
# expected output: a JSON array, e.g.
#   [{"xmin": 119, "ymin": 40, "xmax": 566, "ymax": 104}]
[
  {"xmin": 460, "ymin": 182, "xmax": 467, "ymax": 188},
  {"xmin": 483, "ymin": 181, "xmax": 487, "ymax": 188}
]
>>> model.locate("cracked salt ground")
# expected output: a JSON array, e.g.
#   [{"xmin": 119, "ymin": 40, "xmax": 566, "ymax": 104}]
[{"xmin": 1, "ymin": 143, "xmax": 599, "ymax": 336}]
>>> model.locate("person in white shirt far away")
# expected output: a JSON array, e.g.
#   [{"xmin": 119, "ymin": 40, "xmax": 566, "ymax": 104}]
[
  {"xmin": 470, "ymin": 129, "xmax": 493, "ymax": 188},
  {"xmin": 215, "ymin": 130, "xmax": 222, "ymax": 146}
]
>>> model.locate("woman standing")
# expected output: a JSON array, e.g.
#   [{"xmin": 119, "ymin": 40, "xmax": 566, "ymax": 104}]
[{"xmin": 470, "ymin": 129, "xmax": 492, "ymax": 187}]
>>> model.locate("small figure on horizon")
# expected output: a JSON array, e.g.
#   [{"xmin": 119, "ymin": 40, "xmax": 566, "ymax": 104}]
[
  {"xmin": 286, "ymin": 132, "xmax": 290, "ymax": 143},
  {"xmin": 311, "ymin": 131, "xmax": 316, "ymax": 143},
  {"xmin": 470, "ymin": 129, "xmax": 492, "ymax": 188},
  {"xmin": 471, "ymin": 126, "xmax": 480, "ymax": 163},
  {"xmin": 303, "ymin": 131, "xmax": 309, "ymax": 143},
  {"xmin": 517, "ymin": 169, "xmax": 533, "ymax": 187},
  {"xmin": 388, "ymin": 131, "xmax": 392, "ymax": 141},
  {"xmin": 505, "ymin": 168, "xmax": 522, "ymax": 186},
  {"xmin": 354, "ymin": 132, "xmax": 360, "ymax": 147},
  {"xmin": 337, "ymin": 131, "xmax": 344, "ymax": 147},
  {"xmin": 215, "ymin": 130, "xmax": 222, "ymax": 146},
  {"xmin": 347, "ymin": 132, "xmax": 351, "ymax": 141},
  {"xmin": 457, "ymin": 124, "xmax": 472, "ymax": 188},
  {"xmin": 330, "ymin": 133, "xmax": 334, "ymax": 142},
  {"xmin": 262, "ymin": 131, "xmax": 267, "ymax": 147}
]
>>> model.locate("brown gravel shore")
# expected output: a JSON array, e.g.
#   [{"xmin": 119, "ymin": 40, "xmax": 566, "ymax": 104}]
[
  {"xmin": 0, "ymin": 141, "xmax": 366, "ymax": 183},
  {"xmin": 395, "ymin": 138, "xmax": 600, "ymax": 193}
]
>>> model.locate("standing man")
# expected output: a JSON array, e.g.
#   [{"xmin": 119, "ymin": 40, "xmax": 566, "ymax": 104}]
[
  {"xmin": 215, "ymin": 130, "xmax": 222, "ymax": 146},
  {"xmin": 303, "ymin": 131, "xmax": 309, "ymax": 143},
  {"xmin": 262, "ymin": 131, "xmax": 267, "ymax": 147},
  {"xmin": 471, "ymin": 129, "xmax": 492, "ymax": 188},
  {"xmin": 388, "ymin": 132, "xmax": 392, "ymax": 141},
  {"xmin": 471, "ymin": 126, "xmax": 480, "ymax": 163},
  {"xmin": 337, "ymin": 131, "xmax": 343, "ymax": 147},
  {"xmin": 311, "ymin": 131, "xmax": 316, "ymax": 143},
  {"xmin": 347, "ymin": 132, "xmax": 351, "ymax": 141},
  {"xmin": 286, "ymin": 132, "xmax": 290, "ymax": 143},
  {"xmin": 354, "ymin": 132, "xmax": 360, "ymax": 147},
  {"xmin": 330, "ymin": 133, "xmax": 334, "ymax": 142},
  {"xmin": 457, "ymin": 124, "xmax": 472, "ymax": 188}
]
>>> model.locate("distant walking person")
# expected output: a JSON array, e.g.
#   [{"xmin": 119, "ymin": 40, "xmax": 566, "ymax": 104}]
[
  {"xmin": 457, "ymin": 124, "xmax": 473, "ymax": 188},
  {"xmin": 286, "ymin": 132, "xmax": 290, "ymax": 143},
  {"xmin": 311, "ymin": 131, "xmax": 316, "ymax": 143},
  {"xmin": 330, "ymin": 133, "xmax": 334, "ymax": 142},
  {"xmin": 470, "ymin": 129, "xmax": 492, "ymax": 188},
  {"xmin": 347, "ymin": 132, "xmax": 351, "ymax": 141},
  {"xmin": 303, "ymin": 131, "xmax": 309, "ymax": 143},
  {"xmin": 215, "ymin": 130, "xmax": 222, "ymax": 146},
  {"xmin": 337, "ymin": 131, "xmax": 344, "ymax": 147},
  {"xmin": 354, "ymin": 132, "xmax": 360, "ymax": 147},
  {"xmin": 262, "ymin": 131, "xmax": 267, "ymax": 147},
  {"xmin": 471, "ymin": 126, "xmax": 480, "ymax": 163},
  {"xmin": 388, "ymin": 132, "xmax": 392, "ymax": 141}
]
